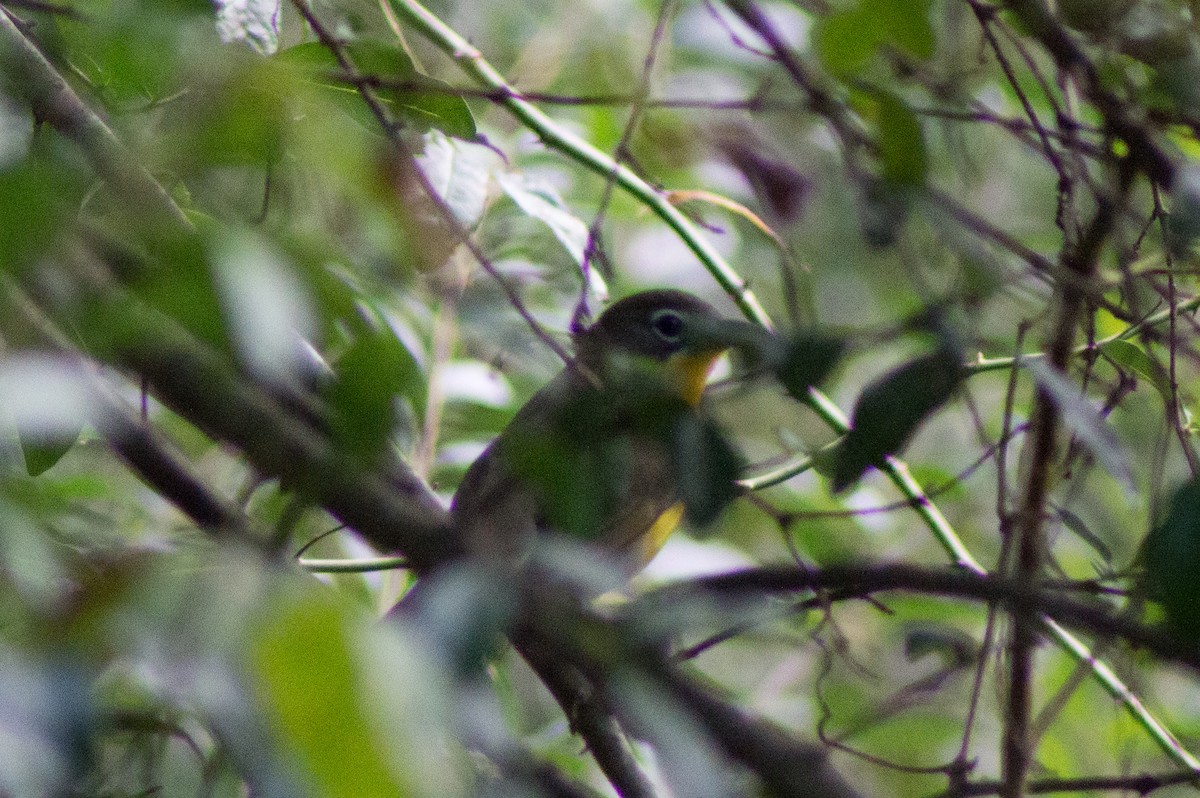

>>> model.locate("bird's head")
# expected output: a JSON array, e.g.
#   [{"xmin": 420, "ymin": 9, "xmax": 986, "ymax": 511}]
[{"xmin": 574, "ymin": 289, "xmax": 762, "ymax": 406}]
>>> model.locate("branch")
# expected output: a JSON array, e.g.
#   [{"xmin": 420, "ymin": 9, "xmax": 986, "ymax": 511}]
[
  {"xmin": 0, "ymin": 7, "xmax": 190, "ymax": 231},
  {"xmin": 514, "ymin": 635, "xmax": 659, "ymax": 798},
  {"xmin": 57, "ymin": 261, "xmax": 455, "ymax": 570},
  {"xmin": 1000, "ymin": 0, "xmax": 1175, "ymax": 186},
  {"xmin": 386, "ymin": 0, "xmax": 775, "ymax": 330},
  {"xmin": 645, "ymin": 563, "xmax": 1200, "ymax": 673},
  {"xmin": 518, "ymin": 583, "xmax": 864, "ymax": 798}
]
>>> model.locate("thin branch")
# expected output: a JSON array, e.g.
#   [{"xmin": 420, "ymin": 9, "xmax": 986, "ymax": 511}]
[{"xmin": 387, "ymin": 0, "xmax": 775, "ymax": 329}]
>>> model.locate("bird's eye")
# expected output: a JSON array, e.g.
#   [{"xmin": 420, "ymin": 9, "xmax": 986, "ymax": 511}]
[{"xmin": 651, "ymin": 310, "xmax": 685, "ymax": 341}]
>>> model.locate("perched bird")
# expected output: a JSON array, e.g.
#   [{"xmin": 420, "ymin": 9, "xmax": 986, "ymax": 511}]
[{"xmin": 451, "ymin": 289, "xmax": 755, "ymax": 578}]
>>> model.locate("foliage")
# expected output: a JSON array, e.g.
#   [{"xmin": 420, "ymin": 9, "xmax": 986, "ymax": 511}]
[{"xmin": 1, "ymin": 0, "xmax": 1200, "ymax": 796}]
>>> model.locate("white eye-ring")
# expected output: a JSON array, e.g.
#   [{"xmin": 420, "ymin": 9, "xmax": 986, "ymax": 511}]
[{"xmin": 651, "ymin": 309, "xmax": 685, "ymax": 341}]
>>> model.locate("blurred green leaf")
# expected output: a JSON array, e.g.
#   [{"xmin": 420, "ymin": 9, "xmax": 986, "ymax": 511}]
[
  {"xmin": 1145, "ymin": 478, "xmax": 1200, "ymax": 640},
  {"xmin": 54, "ymin": 2, "xmax": 212, "ymax": 108},
  {"xmin": 20, "ymin": 428, "xmax": 81, "ymax": 477},
  {"xmin": 673, "ymin": 414, "xmax": 741, "ymax": 527},
  {"xmin": 251, "ymin": 592, "xmax": 404, "ymax": 798},
  {"xmin": 1026, "ymin": 360, "xmax": 1134, "ymax": 493},
  {"xmin": 497, "ymin": 172, "xmax": 591, "ymax": 271},
  {"xmin": 877, "ymin": 93, "xmax": 927, "ymax": 187},
  {"xmin": 813, "ymin": 8, "xmax": 879, "ymax": 77},
  {"xmin": 0, "ymin": 160, "xmax": 78, "ymax": 273},
  {"xmin": 326, "ymin": 324, "xmax": 424, "ymax": 464},
  {"xmin": 813, "ymin": 0, "xmax": 933, "ymax": 76},
  {"xmin": 122, "ymin": 226, "xmax": 231, "ymax": 354},
  {"xmin": 1100, "ymin": 338, "xmax": 1172, "ymax": 404},
  {"xmin": 832, "ymin": 346, "xmax": 965, "ymax": 492},
  {"xmin": 872, "ymin": 0, "xmax": 935, "ymax": 60},
  {"xmin": 771, "ymin": 332, "xmax": 845, "ymax": 401}
]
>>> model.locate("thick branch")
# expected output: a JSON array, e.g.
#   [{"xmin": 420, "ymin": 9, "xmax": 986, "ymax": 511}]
[{"xmin": 0, "ymin": 7, "xmax": 190, "ymax": 230}]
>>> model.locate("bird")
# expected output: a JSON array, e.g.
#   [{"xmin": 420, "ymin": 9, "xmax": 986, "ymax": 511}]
[{"xmin": 450, "ymin": 289, "xmax": 756, "ymax": 579}]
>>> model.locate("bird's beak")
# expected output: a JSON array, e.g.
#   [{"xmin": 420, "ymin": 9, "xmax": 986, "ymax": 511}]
[{"xmin": 670, "ymin": 317, "xmax": 771, "ymax": 405}]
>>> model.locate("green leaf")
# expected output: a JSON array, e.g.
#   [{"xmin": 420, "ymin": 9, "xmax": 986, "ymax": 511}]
[
  {"xmin": 673, "ymin": 415, "xmax": 742, "ymax": 527},
  {"xmin": 251, "ymin": 593, "xmax": 405, "ymax": 798},
  {"xmin": 274, "ymin": 40, "xmax": 476, "ymax": 139},
  {"xmin": 127, "ymin": 227, "xmax": 231, "ymax": 354},
  {"xmin": 418, "ymin": 129, "xmax": 498, "ymax": 230},
  {"xmin": 348, "ymin": 41, "xmax": 476, "ymax": 139},
  {"xmin": 326, "ymin": 325, "xmax": 424, "ymax": 464},
  {"xmin": 771, "ymin": 332, "xmax": 845, "ymax": 401},
  {"xmin": 0, "ymin": 160, "xmax": 79, "ymax": 273},
  {"xmin": 812, "ymin": 0, "xmax": 934, "ymax": 76},
  {"xmin": 1100, "ymin": 338, "xmax": 1172, "ymax": 404},
  {"xmin": 497, "ymin": 172, "xmax": 591, "ymax": 271},
  {"xmin": 1145, "ymin": 478, "xmax": 1200, "ymax": 640},
  {"xmin": 832, "ymin": 346, "xmax": 965, "ymax": 492},
  {"xmin": 813, "ymin": 8, "xmax": 880, "ymax": 77},
  {"xmin": 877, "ymin": 93, "xmax": 927, "ymax": 186},
  {"xmin": 21, "ymin": 426, "xmax": 82, "ymax": 477},
  {"xmin": 869, "ymin": 0, "xmax": 935, "ymax": 60}
]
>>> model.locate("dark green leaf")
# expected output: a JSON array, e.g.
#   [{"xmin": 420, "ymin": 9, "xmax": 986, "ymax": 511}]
[
  {"xmin": 1145, "ymin": 478, "xmax": 1200, "ymax": 640},
  {"xmin": 673, "ymin": 415, "xmax": 741, "ymax": 527},
  {"xmin": 771, "ymin": 332, "xmax": 845, "ymax": 401},
  {"xmin": 877, "ymin": 93, "xmax": 927, "ymax": 187},
  {"xmin": 21, "ymin": 426, "xmax": 82, "ymax": 477},
  {"xmin": 275, "ymin": 40, "xmax": 476, "ymax": 139},
  {"xmin": 326, "ymin": 326, "xmax": 424, "ymax": 464},
  {"xmin": 0, "ymin": 160, "xmax": 79, "ymax": 273},
  {"xmin": 832, "ymin": 347, "xmax": 965, "ymax": 492},
  {"xmin": 348, "ymin": 41, "xmax": 477, "ymax": 139}
]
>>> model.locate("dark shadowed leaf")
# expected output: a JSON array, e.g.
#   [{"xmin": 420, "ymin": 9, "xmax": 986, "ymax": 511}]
[
  {"xmin": 1145, "ymin": 478, "xmax": 1200, "ymax": 640},
  {"xmin": 326, "ymin": 326, "xmax": 424, "ymax": 464},
  {"xmin": 673, "ymin": 415, "xmax": 742, "ymax": 527},
  {"xmin": 904, "ymin": 625, "xmax": 977, "ymax": 669},
  {"xmin": 21, "ymin": 428, "xmax": 82, "ymax": 477},
  {"xmin": 771, "ymin": 333, "xmax": 845, "ymax": 401},
  {"xmin": 832, "ymin": 346, "xmax": 965, "ymax": 492}
]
